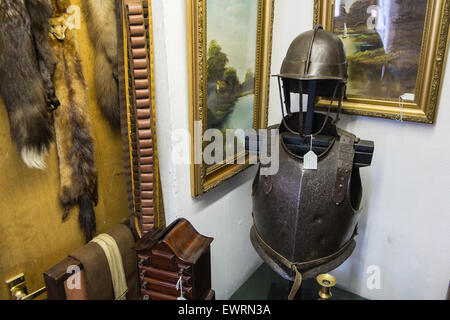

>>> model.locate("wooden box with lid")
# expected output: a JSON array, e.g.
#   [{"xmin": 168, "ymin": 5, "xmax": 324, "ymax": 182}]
[{"xmin": 134, "ymin": 218, "xmax": 214, "ymax": 300}]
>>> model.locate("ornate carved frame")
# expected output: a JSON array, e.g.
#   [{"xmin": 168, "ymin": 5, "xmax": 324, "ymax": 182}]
[{"xmin": 314, "ymin": 0, "xmax": 450, "ymax": 123}]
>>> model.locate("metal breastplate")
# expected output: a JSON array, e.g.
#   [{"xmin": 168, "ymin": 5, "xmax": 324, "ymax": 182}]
[{"xmin": 252, "ymin": 124, "xmax": 362, "ymax": 280}]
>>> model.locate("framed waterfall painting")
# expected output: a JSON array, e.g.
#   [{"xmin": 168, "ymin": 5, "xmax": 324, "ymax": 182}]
[
  {"xmin": 187, "ymin": 0, "xmax": 274, "ymax": 197},
  {"xmin": 314, "ymin": 0, "xmax": 450, "ymax": 123}
]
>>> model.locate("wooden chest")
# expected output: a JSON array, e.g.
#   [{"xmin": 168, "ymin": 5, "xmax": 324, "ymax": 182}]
[{"xmin": 135, "ymin": 218, "xmax": 214, "ymax": 300}]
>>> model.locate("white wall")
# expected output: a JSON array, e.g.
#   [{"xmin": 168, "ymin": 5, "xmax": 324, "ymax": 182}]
[{"xmin": 152, "ymin": 0, "xmax": 450, "ymax": 300}]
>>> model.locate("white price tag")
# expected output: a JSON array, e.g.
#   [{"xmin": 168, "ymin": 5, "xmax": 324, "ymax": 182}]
[
  {"xmin": 400, "ymin": 93, "xmax": 415, "ymax": 101},
  {"xmin": 304, "ymin": 150, "xmax": 318, "ymax": 170},
  {"xmin": 176, "ymin": 272, "xmax": 186, "ymax": 300}
]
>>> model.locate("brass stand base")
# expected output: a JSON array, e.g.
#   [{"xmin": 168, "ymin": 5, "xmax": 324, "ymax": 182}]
[{"xmin": 316, "ymin": 274, "xmax": 336, "ymax": 300}]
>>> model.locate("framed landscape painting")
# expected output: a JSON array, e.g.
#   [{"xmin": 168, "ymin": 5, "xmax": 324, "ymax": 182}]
[
  {"xmin": 314, "ymin": 0, "xmax": 450, "ymax": 123},
  {"xmin": 187, "ymin": 0, "xmax": 274, "ymax": 197}
]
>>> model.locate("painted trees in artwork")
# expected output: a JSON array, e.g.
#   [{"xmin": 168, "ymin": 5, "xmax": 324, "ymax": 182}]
[
  {"xmin": 207, "ymin": 40, "xmax": 228, "ymax": 83},
  {"xmin": 206, "ymin": 40, "xmax": 255, "ymax": 128},
  {"xmin": 224, "ymin": 68, "xmax": 239, "ymax": 92},
  {"xmin": 206, "ymin": 40, "xmax": 254, "ymax": 94}
]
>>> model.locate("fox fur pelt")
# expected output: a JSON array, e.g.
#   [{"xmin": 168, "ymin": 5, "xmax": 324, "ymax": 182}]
[
  {"xmin": 82, "ymin": 0, "xmax": 120, "ymax": 129},
  {"xmin": 0, "ymin": 0, "xmax": 59, "ymax": 169},
  {"xmin": 50, "ymin": 3, "xmax": 98, "ymax": 242},
  {"xmin": 25, "ymin": 0, "xmax": 60, "ymax": 110}
]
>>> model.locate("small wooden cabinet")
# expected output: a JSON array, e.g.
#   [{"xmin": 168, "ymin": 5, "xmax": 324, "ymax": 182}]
[{"xmin": 135, "ymin": 218, "xmax": 214, "ymax": 300}]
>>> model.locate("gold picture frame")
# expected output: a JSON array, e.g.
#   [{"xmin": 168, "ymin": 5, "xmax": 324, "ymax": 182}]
[
  {"xmin": 314, "ymin": 0, "xmax": 450, "ymax": 123},
  {"xmin": 187, "ymin": 0, "xmax": 275, "ymax": 197}
]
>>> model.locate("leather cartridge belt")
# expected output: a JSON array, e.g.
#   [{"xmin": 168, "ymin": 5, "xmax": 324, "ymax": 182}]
[{"xmin": 120, "ymin": 0, "xmax": 161, "ymax": 236}]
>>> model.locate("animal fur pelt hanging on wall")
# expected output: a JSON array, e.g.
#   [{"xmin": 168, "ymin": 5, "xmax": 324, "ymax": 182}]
[
  {"xmin": 49, "ymin": 1, "xmax": 98, "ymax": 242},
  {"xmin": 82, "ymin": 0, "xmax": 120, "ymax": 129},
  {"xmin": 0, "ymin": 0, "xmax": 59, "ymax": 169},
  {"xmin": 25, "ymin": 0, "xmax": 60, "ymax": 110}
]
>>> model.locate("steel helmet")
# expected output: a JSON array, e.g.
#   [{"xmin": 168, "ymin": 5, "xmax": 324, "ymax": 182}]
[{"xmin": 279, "ymin": 25, "xmax": 347, "ymax": 82}]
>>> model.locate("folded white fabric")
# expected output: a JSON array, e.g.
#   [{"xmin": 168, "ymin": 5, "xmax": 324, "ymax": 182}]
[{"xmin": 91, "ymin": 233, "xmax": 128, "ymax": 300}]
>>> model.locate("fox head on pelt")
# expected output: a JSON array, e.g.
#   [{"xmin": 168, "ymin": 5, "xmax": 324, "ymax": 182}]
[{"xmin": 49, "ymin": 13, "xmax": 71, "ymax": 41}]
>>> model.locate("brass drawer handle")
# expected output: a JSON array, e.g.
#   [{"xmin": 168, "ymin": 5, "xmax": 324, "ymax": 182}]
[
  {"xmin": 6, "ymin": 273, "xmax": 46, "ymax": 300},
  {"xmin": 13, "ymin": 287, "xmax": 46, "ymax": 300}
]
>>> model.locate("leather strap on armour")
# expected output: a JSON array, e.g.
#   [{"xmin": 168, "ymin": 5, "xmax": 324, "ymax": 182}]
[
  {"xmin": 252, "ymin": 223, "xmax": 356, "ymax": 300},
  {"xmin": 332, "ymin": 130, "xmax": 355, "ymax": 205}
]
